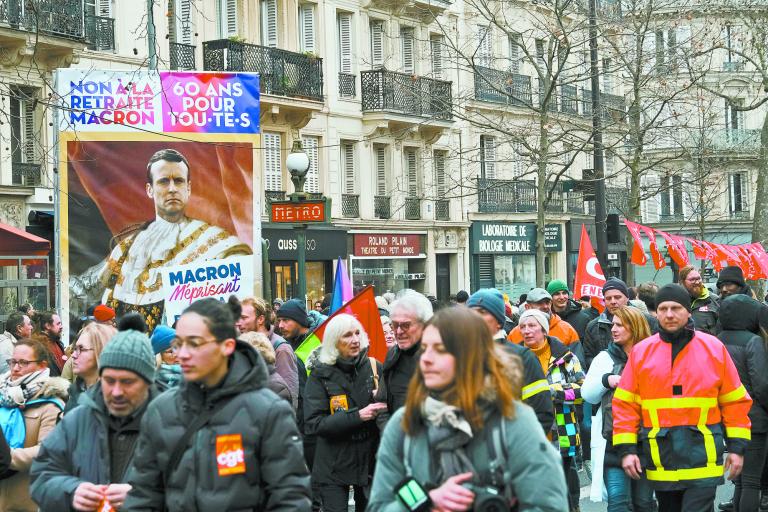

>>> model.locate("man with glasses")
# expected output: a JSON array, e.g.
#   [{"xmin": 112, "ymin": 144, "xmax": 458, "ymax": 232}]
[
  {"xmin": 376, "ymin": 290, "xmax": 433, "ymax": 422},
  {"xmin": 0, "ymin": 312, "xmax": 33, "ymax": 375},
  {"xmin": 30, "ymin": 330, "xmax": 158, "ymax": 511},
  {"xmin": 680, "ymin": 265, "xmax": 719, "ymax": 335}
]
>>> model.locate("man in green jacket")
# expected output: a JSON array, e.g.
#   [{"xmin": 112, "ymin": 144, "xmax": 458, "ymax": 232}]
[{"xmin": 123, "ymin": 298, "xmax": 311, "ymax": 511}]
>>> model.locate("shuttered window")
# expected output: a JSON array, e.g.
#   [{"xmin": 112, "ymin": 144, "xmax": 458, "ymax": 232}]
[
  {"xmin": 401, "ymin": 27, "xmax": 415, "ymax": 73},
  {"xmin": 263, "ymin": 132, "xmax": 282, "ymax": 191},
  {"xmin": 302, "ymin": 135, "xmax": 320, "ymax": 193},
  {"xmin": 535, "ymin": 38, "xmax": 546, "ymax": 71},
  {"xmin": 480, "ymin": 135, "xmax": 496, "ymax": 179},
  {"xmin": 375, "ymin": 144, "xmax": 387, "ymax": 196},
  {"xmin": 299, "ymin": 4, "xmax": 315, "ymax": 53},
  {"xmin": 729, "ymin": 172, "xmax": 748, "ymax": 213},
  {"xmin": 431, "ymin": 35, "xmax": 444, "ymax": 77},
  {"xmin": 508, "ymin": 32, "xmax": 521, "ymax": 73},
  {"xmin": 338, "ymin": 13, "xmax": 353, "ymax": 74},
  {"xmin": 370, "ymin": 20, "xmax": 384, "ymax": 68},
  {"xmin": 405, "ymin": 148, "xmax": 418, "ymax": 196},
  {"xmin": 512, "ymin": 142, "xmax": 524, "ymax": 178},
  {"xmin": 478, "ymin": 26, "xmax": 491, "ymax": 67},
  {"xmin": 341, "ymin": 142, "xmax": 355, "ymax": 194},
  {"xmin": 434, "ymin": 150, "xmax": 447, "ymax": 196},
  {"xmin": 478, "ymin": 255, "xmax": 494, "ymax": 289},
  {"xmin": 261, "ymin": 0, "xmax": 278, "ymax": 47},
  {"xmin": 10, "ymin": 87, "xmax": 37, "ymax": 165},
  {"xmin": 169, "ymin": 0, "xmax": 192, "ymax": 44},
  {"xmin": 218, "ymin": 0, "xmax": 237, "ymax": 38}
]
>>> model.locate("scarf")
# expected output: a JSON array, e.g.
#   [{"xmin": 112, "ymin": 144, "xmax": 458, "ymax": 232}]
[
  {"xmin": 422, "ymin": 396, "xmax": 476, "ymax": 483},
  {"xmin": 0, "ymin": 368, "xmax": 50, "ymax": 407}
]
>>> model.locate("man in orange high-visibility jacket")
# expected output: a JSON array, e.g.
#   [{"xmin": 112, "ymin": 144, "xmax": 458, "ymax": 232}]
[{"xmin": 613, "ymin": 284, "xmax": 751, "ymax": 512}]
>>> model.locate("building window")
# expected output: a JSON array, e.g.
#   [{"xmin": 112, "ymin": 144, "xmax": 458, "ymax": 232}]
[
  {"xmin": 430, "ymin": 35, "xmax": 444, "ymax": 78},
  {"xmin": 263, "ymin": 132, "xmax": 282, "ymax": 191},
  {"xmin": 218, "ymin": 0, "xmax": 238, "ymax": 38},
  {"xmin": 168, "ymin": 0, "xmax": 192, "ymax": 44},
  {"xmin": 370, "ymin": 20, "xmax": 384, "ymax": 68},
  {"xmin": 374, "ymin": 144, "xmax": 388, "ymax": 196},
  {"xmin": 480, "ymin": 135, "xmax": 496, "ymax": 179},
  {"xmin": 301, "ymin": 135, "xmax": 320, "ymax": 193},
  {"xmin": 261, "ymin": 0, "xmax": 278, "ymax": 47},
  {"xmin": 660, "ymin": 174, "xmax": 683, "ymax": 218},
  {"xmin": 298, "ymin": 4, "xmax": 315, "ymax": 53},
  {"xmin": 401, "ymin": 26, "xmax": 415, "ymax": 73},
  {"xmin": 602, "ymin": 58, "xmax": 613, "ymax": 93},
  {"xmin": 508, "ymin": 33, "xmax": 521, "ymax": 73},
  {"xmin": 512, "ymin": 142, "xmax": 525, "ymax": 178},
  {"xmin": 404, "ymin": 147, "xmax": 419, "ymax": 196},
  {"xmin": 10, "ymin": 87, "xmax": 38, "ymax": 167},
  {"xmin": 434, "ymin": 150, "xmax": 447, "ymax": 196},
  {"xmin": 729, "ymin": 172, "xmax": 748, "ymax": 214},
  {"xmin": 341, "ymin": 141, "xmax": 356, "ymax": 194},
  {"xmin": 725, "ymin": 99, "xmax": 744, "ymax": 131},
  {"xmin": 478, "ymin": 26, "xmax": 491, "ymax": 68},
  {"xmin": 338, "ymin": 13, "xmax": 353, "ymax": 74},
  {"xmin": 535, "ymin": 38, "xmax": 546, "ymax": 71}
]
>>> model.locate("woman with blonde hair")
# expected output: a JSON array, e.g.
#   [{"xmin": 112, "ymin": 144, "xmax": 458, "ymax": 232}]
[
  {"xmin": 239, "ymin": 331, "xmax": 295, "ymax": 409},
  {"xmin": 303, "ymin": 314, "xmax": 387, "ymax": 511},
  {"xmin": 65, "ymin": 322, "xmax": 116, "ymax": 413},
  {"xmin": 582, "ymin": 305, "xmax": 654, "ymax": 511},
  {"xmin": 368, "ymin": 307, "xmax": 567, "ymax": 512}
]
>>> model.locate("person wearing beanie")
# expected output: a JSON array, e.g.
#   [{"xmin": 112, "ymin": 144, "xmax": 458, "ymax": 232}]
[
  {"xmin": 467, "ymin": 289, "xmax": 553, "ymax": 434},
  {"xmin": 547, "ymin": 279, "xmax": 597, "ymax": 340},
  {"xmin": 519, "ymin": 305, "xmax": 585, "ymax": 511},
  {"xmin": 583, "ymin": 278, "xmax": 659, "ymax": 369},
  {"xmin": 122, "ymin": 298, "xmax": 311, "ymax": 511},
  {"xmin": 93, "ymin": 304, "xmax": 116, "ymax": 326},
  {"xmin": 717, "ymin": 265, "xmax": 751, "ymax": 299},
  {"xmin": 151, "ymin": 325, "xmax": 182, "ymax": 392},
  {"xmin": 612, "ymin": 283, "xmax": 752, "ymax": 512},
  {"xmin": 30, "ymin": 329, "xmax": 159, "ymax": 511}
]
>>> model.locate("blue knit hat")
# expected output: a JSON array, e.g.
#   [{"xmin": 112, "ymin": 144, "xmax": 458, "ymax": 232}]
[
  {"xmin": 150, "ymin": 325, "xmax": 176, "ymax": 355},
  {"xmin": 99, "ymin": 330, "xmax": 156, "ymax": 383},
  {"xmin": 467, "ymin": 288, "xmax": 506, "ymax": 328}
]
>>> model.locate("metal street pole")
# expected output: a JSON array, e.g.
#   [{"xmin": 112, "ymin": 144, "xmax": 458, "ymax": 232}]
[
  {"xmin": 588, "ymin": 0, "xmax": 609, "ymax": 272},
  {"xmin": 296, "ymin": 224, "xmax": 307, "ymax": 303},
  {"xmin": 147, "ymin": 0, "xmax": 158, "ymax": 70}
]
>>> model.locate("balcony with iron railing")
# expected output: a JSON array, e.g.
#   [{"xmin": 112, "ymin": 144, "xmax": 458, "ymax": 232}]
[
  {"xmin": 477, "ymin": 178, "xmax": 537, "ymax": 213},
  {"xmin": 606, "ymin": 187, "xmax": 628, "ymax": 215},
  {"xmin": 203, "ymin": 40, "xmax": 323, "ymax": 102},
  {"xmin": 581, "ymin": 90, "xmax": 626, "ymax": 123},
  {"xmin": 0, "ymin": 0, "xmax": 84, "ymax": 41},
  {"xmin": 658, "ymin": 213, "xmax": 685, "ymax": 223},
  {"xmin": 361, "ymin": 70, "xmax": 452, "ymax": 120},
  {"xmin": 473, "ymin": 66, "xmax": 532, "ymax": 107},
  {"xmin": 723, "ymin": 61, "xmax": 746, "ymax": 72},
  {"xmin": 338, "ymin": 73, "xmax": 356, "ymax": 98},
  {"xmin": 264, "ymin": 190, "xmax": 285, "ymax": 213},
  {"xmin": 12, "ymin": 161, "xmax": 41, "ymax": 187},
  {"xmin": 374, "ymin": 196, "xmax": 391, "ymax": 219},
  {"xmin": 342, "ymin": 194, "xmax": 359, "ymax": 218},
  {"xmin": 435, "ymin": 199, "xmax": 450, "ymax": 221},
  {"xmin": 729, "ymin": 210, "xmax": 751, "ymax": 220},
  {"xmin": 84, "ymin": 14, "xmax": 113, "ymax": 51},
  {"xmin": 404, "ymin": 197, "xmax": 421, "ymax": 220},
  {"xmin": 170, "ymin": 42, "xmax": 196, "ymax": 70}
]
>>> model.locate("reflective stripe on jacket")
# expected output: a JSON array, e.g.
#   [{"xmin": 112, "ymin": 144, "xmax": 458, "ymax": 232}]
[{"xmin": 612, "ymin": 331, "xmax": 751, "ymax": 490}]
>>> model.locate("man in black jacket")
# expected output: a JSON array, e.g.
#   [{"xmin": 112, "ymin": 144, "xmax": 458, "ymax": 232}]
[
  {"xmin": 375, "ymin": 290, "xmax": 433, "ymax": 424},
  {"xmin": 547, "ymin": 279, "xmax": 595, "ymax": 340},
  {"xmin": 468, "ymin": 288, "xmax": 553, "ymax": 433},
  {"xmin": 717, "ymin": 265, "xmax": 752, "ymax": 299},
  {"xmin": 680, "ymin": 265, "xmax": 720, "ymax": 335}
]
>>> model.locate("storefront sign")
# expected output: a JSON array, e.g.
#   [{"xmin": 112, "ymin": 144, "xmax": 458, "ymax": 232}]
[
  {"xmin": 270, "ymin": 200, "xmax": 328, "ymax": 223},
  {"xmin": 263, "ymin": 228, "xmax": 346, "ymax": 260},
  {"xmin": 471, "ymin": 222, "xmax": 562, "ymax": 254},
  {"xmin": 353, "ymin": 234, "xmax": 421, "ymax": 257}
]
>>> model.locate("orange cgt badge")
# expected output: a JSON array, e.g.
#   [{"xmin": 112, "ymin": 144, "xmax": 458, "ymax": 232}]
[{"xmin": 216, "ymin": 433, "xmax": 246, "ymax": 476}]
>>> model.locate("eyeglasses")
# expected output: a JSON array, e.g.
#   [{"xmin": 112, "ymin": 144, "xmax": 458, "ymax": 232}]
[
  {"xmin": 72, "ymin": 346, "xmax": 94, "ymax": 355},
  {"xmin": 685, "ymin": 277, "xmax": 702, "ymax": 283},
  {"xmin": 391, "ymin": 321, "xmax": 415, "ymax": 332},
  {"xmin": 7, "ymin": 359, "xmax": 41, "ymax": 368},
  {"xmin": 171, "ymin": 336, "xmax": 218, "ymax": 351}
]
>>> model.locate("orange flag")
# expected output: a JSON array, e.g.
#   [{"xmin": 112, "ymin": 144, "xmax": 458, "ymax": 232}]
[{"xmin": 572, "ymin": 225, "xmax": 606, "ymax": 312}]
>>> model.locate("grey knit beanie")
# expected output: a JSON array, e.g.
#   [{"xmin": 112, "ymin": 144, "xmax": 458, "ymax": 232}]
[{"xmin": 99, "ymin": 329, "xmax": 156, "ymax": 383}]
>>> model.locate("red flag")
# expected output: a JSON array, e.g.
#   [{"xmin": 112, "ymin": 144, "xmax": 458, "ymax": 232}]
[
  {"xmin": 624, "ymin": 220, "xmax": 647, "ymax": 265},
  {"xmin": 687, "ymin": 238, "xmax": 712, "ymax": 261},
  {"xmin": 308, "ymin": 285, "xmax": 388, "ymax": 363},
  {"xmin": 573, "ymin": 225, "xmax": 606, "ymax": 312},
  {"xmin": 638, "ymin": 225, "xmax": 666, "ymax": 269},
  {"xmin": 748, "ymin": 243, "xmax": 768, "ymax": 279},
  {"xmin": 657, "ymin": 230, "xmax": 690, "ymax": 267}
]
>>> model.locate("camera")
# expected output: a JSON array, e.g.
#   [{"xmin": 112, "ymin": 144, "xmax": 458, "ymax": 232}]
[{"xmin": 464, "ymin": 484, "xmax": 509, "ymax": 512}]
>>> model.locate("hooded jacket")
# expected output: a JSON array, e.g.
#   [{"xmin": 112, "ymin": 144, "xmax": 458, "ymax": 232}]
[
  {"xmin": 691, "ymin": 288, "xmax": 720, "ymax": 335},
  {"xmin": 303, "ymin": 347, "xmax": 381, "ymax": 486},
  {"xmin": 0, "ymin": 376, "xmax": 68, "ymax": 512},
  {"xmin": 745, "ymin": 336, "xmax": 768, "ymax": 434},
  {"xmin": 30, "ymin": 382, "xmax": 158, "ymax": 511},
  {"xmin": 123, "ymin": 341, "xmax": 311, "ymax": 511}
]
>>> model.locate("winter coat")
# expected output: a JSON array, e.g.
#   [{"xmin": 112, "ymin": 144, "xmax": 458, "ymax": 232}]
[
  {"xmin": 155, "ymin": 363, "xmax": 183, "ymax": 392},
  {"xmin": 271, "ymin": 333, "xmax": 299, "ymax": 401},
  {"xmin": 0, "ymin": 376, "xmax": 68, "ymax": 512},
  {"xmin": 745, "ymin": 336, "xmax": 768, "ymax": 433},
  {"xmin": 267, "ymin": 363, "xmax": 296, "ymax": 410},
  {"xmin": 493, "ymin": 333, "xmax": 553, "ymax": 434},
  {"xmin": 122, "ymin": 341, "xmax": 311, "ymax": 511},
  {"xmin": 583, "ymin": 310, "xmax": 658, "ymax": 369},
  {"xmin": 507, "ymin": 312, "xmax": 580, "ymax": 347},
  {"xmin": 367, "ymin": 403, "xmax": 568, "ymax": 512},
  {"xmin": 30, "ymin": 383, "xmax": 158, "ymax": 511},
  {"xmin": 540, "ymin": 336, "xmax": 585, "ymax": 457},
  {"xmin": 303, "ymin": 348, "xmax": 381, "ymax": 486},
  {"xmin": 558, "ymin": 299, "xmax": 593, "ymax": 341},
  {"xmin": 691, "ymin": 290, "xmax": 720, "ymax": 335},
  {"xmin": 718, "ymin": 294, "xmax": 762, "ymax": 386},
  {"xmin": 0, "ymin": 429, "xmax": 10, "ymax": 477},
  {"xmin": 64, "ymin": 377, "xmax": 88, "ymax": 414},
  {"xmin": 375, "ymin": 342, "xmax": 420, "ymax": 421}
]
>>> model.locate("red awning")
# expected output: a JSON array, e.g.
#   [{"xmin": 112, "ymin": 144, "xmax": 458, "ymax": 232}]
[{"xmin": 0, "ymin": 222, "xmax": 50, "ymax": 256}]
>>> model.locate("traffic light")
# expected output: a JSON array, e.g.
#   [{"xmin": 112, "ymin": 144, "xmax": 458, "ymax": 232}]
[{"xmin": 607, "ymin": 213, "xmax": 621, "ymax": 244}]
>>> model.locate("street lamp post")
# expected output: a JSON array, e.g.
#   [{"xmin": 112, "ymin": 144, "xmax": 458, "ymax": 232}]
[{"xmin": 286, "ymin": 140, "xmax": 311, "ymax": 303}]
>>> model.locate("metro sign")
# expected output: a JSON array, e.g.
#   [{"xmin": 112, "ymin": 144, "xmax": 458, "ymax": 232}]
[{"xmin": 270, "ymin": 199, "xmax": 328, "ymax": 223}]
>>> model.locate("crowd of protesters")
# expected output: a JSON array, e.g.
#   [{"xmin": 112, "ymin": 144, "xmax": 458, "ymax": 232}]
[{"xmin": 0, "ymin": 264, "xmax": 764, "ymax": 510}]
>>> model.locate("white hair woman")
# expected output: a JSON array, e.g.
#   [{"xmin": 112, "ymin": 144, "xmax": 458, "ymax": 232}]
[
  {"xmin": 303, "ymin": 314, "xmax": 387, "ymax": 511},
  {"xmin": 239, "ymin": 331, "xmax": 295, "ymax": 410}
]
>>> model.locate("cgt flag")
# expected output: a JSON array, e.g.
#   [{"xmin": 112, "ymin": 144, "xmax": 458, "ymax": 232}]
[
  {"xmin": 294, "ymin": 285, "xmax": 388, "ymax": 369},
  {"xmin": 572, "ymin": 224, "xmax": 606, "ymax": 312}
]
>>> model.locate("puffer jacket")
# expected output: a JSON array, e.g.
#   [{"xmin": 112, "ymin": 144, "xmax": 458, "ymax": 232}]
[
  {"xmin": 123, "ymin": 341, "xmax": 311, "ymax": 511},
  {"xmin": 0, "ymin": 376, "xmax": 68, "ymax": 512},
  {"xmin": 718, "ymin": 294, "xmax": 762, "ymax": 385},
  {"xmin": 745, "ymin": 335, "xmax": 768, "ymax": 433},
  {"xmin": 303, "ymin": 347, "xmax": 381, "ymax": 487},
  {"xmin": 30, "ymin": 383, "xmax": 158, "ymax": 511},
  {"xmin": 368, "ymin": 402, "xmax": 568, "ymax": 511}
]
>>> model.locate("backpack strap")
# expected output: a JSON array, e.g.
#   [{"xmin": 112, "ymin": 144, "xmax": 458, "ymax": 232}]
[{"xmin": 369, "ymin": 357, "xmax": 379, "ymax": 394}]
